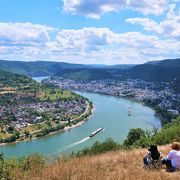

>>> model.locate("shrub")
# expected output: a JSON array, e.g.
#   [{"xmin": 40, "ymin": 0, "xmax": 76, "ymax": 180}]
[
  {"xmin": 19, "ymin": 154, "xmax": 46, "ymax": 171},
  {"xmin": 76, "ymin": 138, "xmax": 120, "ymax": 156},
  {"xmin": 133, "ymin": 116, "xmax": 180, "ymax": 147},
  {"xmin": 123, "ymin": 128, "xmax": 146, "ymax": 146},
  {"xmin": 153, "ymin": 119, "xmax": 180, "ymax": 145}
]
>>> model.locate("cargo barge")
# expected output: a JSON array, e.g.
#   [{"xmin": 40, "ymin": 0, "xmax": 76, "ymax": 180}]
[{"xmin": 89, "ymin": 128, "xmax": 104, "ymax": 137}]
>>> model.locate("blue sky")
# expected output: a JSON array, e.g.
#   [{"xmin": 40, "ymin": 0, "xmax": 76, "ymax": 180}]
[{"xmin": 0, "ymin": 0, "xmax": 180, "ymax": 64}]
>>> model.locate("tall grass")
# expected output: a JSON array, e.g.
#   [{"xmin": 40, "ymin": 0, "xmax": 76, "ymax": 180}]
[{"xmin": 8, "ymin": 145, "xmax": 180, "ymax": 180}]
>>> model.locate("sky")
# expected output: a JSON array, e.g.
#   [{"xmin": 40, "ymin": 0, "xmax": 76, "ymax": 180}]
[{"xmin": 0, "ymin": 0, "xmax": 180, "ymax": 64}]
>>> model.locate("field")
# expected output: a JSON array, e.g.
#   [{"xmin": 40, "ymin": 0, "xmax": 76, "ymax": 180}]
[
  {"xmin": 18, "ymin": 121, "xmax": 60, "ymax": 135},
  {"xmin": 12, "ymin": 145, "xmax": 180, "ymax": 180},
  {"xmin": 0, "ymin": 132, "xmax": 11, "ymax": 139},
  {"xmin": 38, "ymin": 89, "xmax": 77, "ymax": 101}
]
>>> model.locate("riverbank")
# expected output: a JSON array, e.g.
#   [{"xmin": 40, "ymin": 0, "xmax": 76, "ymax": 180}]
[
  {"xmin": 50, "ymin": 78, "xmax": 178, "ymax": 126},
  {"xmin": 0, "ymin": 100, "xmax": 94, "ymax": 146},
  {"xmin": 73, "ymin": 89, "xmax": 168, "ymax": 126}
]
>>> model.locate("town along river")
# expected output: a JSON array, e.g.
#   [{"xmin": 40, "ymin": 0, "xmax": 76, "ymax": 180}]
[{"xmin": 0, "ymin": 91, "xmax": 161, "ymax": 159}]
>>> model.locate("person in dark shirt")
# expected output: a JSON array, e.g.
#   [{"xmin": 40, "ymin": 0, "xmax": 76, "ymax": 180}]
[{"xmin": 143, "ymin": 145, "xmax": 162, "ymax": 169}]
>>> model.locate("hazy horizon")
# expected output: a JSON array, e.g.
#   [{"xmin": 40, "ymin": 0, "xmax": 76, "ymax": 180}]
[{"xmin": 0, "ymin": 58, "xmax": 180, "ymax": 66}]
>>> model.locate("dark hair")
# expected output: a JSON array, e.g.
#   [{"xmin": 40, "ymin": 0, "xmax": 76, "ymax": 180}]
[{"xmin": 148, "ymin": 145, "xmax": 160, "ymax": 160}]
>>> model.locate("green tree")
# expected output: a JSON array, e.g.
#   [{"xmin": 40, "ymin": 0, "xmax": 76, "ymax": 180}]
[
  {"xmin": 76, "ymin": 138, "xmax": 120, "ymax": 156},
  {"xmin": 14, "ymin": 131, "xmax": 20, "ymax": 139},
  {"xmin": 24, "ymin": 130, "xmax": 30, "ymax": 138},
  {"xmin": 123, "ymin": 128, "xmax": 146, "ymax": 146}
]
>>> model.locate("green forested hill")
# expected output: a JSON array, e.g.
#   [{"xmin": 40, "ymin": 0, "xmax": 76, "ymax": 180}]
[
  {"xmin": 0, "ymin": 69, "xmax": 36, "ymax": 87},
  {"xmin": 1, "ymin": 58, "xmax": 179, "ymax": 84},
  {"xmin": 0, "ymin": 60, "xmax": 90, "ymax": 76},
  {"xmin": 55, "ymin": 68, "xmax": 115, "ymax": 80},
  {"xmin": 55, "ymin": 58, "xmax": 180, "ymax": 84},
  {"xmin": 122, "ymin": 58, "xmax": 180, "ymax": 82}
]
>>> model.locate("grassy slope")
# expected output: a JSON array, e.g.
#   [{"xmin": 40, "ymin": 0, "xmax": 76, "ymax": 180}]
[{"xmin": 13, "ymin": 145, "xmax": 180, "ymax": 180}]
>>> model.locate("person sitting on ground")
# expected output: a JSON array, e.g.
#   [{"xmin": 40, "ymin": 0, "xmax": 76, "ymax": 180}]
[
  {"xmin": 162, "ymin": 142, "xmax": 180, "ymax": 172},
  {"xmin": 143, "ymin": 144, "xmax": 162, "ymax": 169}
]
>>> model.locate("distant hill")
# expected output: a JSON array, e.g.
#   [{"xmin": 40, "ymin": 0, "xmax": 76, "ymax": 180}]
[
  {"xmin": 55, "ymin": 58, "xmax": 180, "ymax": 84},
  {"xmin": 122, "ymin": 58, "xmax": 180, "ymax": 82},
  {"xmin": 55, "ymin": 68, "xmax": 115, "ymax": 80},
  {"xmin": 89, "ymin": 64, "xmax": 136, "ymax": 69},
  {"xmin": 106, "ymin": 64, "xmax": 136, "ymax": 69},
  {"xmin": 1, "ymin": 58, "xmax": 179, "ymax": 83},
  {"xmin": 0, "ymin": 60, "xmax": 137, "ymax": 77},
  {"xmin": 0, "ymin": 60, "xmax": 92, "ymax": 77}
]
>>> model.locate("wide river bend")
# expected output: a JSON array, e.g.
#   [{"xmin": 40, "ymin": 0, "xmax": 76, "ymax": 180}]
[{"xmin": 0, "ymin": 90, "xmax": 161, "ymax": 159}]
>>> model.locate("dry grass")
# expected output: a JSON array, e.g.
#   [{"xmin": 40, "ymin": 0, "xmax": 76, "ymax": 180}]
[{"xmin": 13, "ymin": 145, "xmax": 180, "ymax": 180}]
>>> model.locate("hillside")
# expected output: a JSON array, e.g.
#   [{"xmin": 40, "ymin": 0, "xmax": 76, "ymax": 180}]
[
  {"xmin": 1, "ymin": 58, "xmax": 179, "ymax": 82},
  {"xmin": 107, "ymin": 64, "xmax": 136, "ymax": 69},
  {"xmin": 90, "ymin": 64, "xmax": 136, "ymax": 69},
  {"xmin": 55, "ymin": 58, "xmax": 180, "ymax": 84},
  {"xmin": 10, "ymin": 145, "xmax": 180, "ymax": 180},
  {"xmin": 0, "ymin": 69, "xmax": 36, "ymax": 87},
  {"xmin": 122, "ymin": 58, "xmax": 180, "ymax": 82},
  {"xmin": 0, "ymin": 60, "xmax": 135, "ymax": 77},
  {"xmin": 0, "ymin": 60, "xmax": 91, "ymax": 76},
  {"xmin": 55, "ymin": 68, "xmax": 115, "ymax": 80}
]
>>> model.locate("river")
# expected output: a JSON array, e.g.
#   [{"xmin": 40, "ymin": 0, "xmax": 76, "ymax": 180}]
[
  {"xmin": 32, "ymin": 76, "xmax": 50, "ymax": 83},
  {"xmin": 0, "ymin": 77, "xmax": 161, "ymax": 159}
]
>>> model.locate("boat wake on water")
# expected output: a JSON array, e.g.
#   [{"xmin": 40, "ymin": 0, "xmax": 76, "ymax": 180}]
[
  {"xmin": 63, "ymin": 137, "xmax": 90, "ymax": 150},
  {"xmin": 70, "ymin": 137, "xmax": 90, "ymax": 147},
  {"xmin": 57, "ymin": 128, "xmax": 105, "ymax": 154},
  {"xmin": 49, "ymin": 137, "xmax": 91, "ymax": 157}
]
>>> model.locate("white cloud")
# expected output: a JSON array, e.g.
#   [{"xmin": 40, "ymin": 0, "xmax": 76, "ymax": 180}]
[
  {"xmin": 56, "ymin": 27, "xmax": 117, "ymax": 52},
  {"xmin": 1, "ymin": 25, "xmax": 179, "ymax": 64},
  {"xmin": 0, "ymin": 22, "xmax": 57, "ymax": 45},
  {"xmin": 126, "ymin": 18, "xmax": 164, "ymax": 34},
  {"xmin": 126, "ymin": 4, "xmax": 180, "ymax": 39},
  {"xmin": 63, "ymin": 0, "xmax": 169, "ymax": 18},
  {"xmin": 56, "ymin": 28, "xmax": 162, "ymax": 52}
]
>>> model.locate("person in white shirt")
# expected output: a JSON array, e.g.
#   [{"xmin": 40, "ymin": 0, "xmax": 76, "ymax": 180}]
[{"xmin": 162, "ymin": 142, "xmax": 180, "ymax": 172}]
